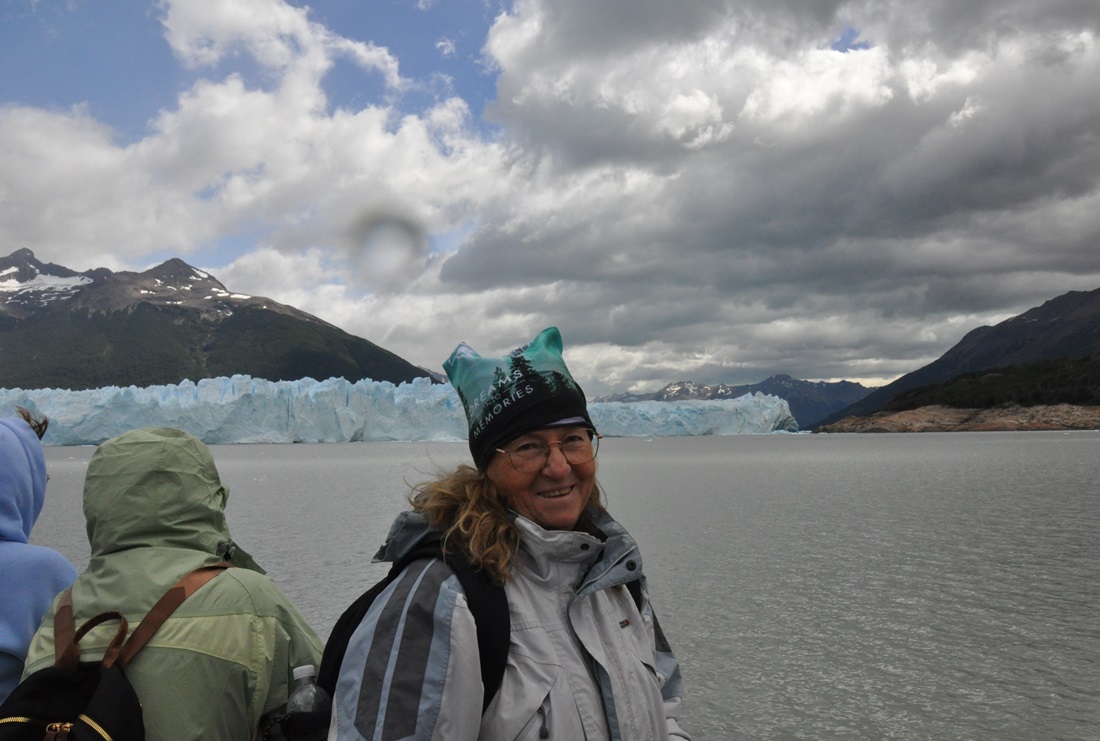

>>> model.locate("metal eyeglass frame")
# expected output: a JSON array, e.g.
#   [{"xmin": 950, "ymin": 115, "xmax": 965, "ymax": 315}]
[{"xmin": 495, "ymin": 430, "xmax": 603, "ymax": 472}]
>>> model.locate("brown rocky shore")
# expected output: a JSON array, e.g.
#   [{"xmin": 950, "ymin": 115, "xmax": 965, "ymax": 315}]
[{"xmin": 814, "ymin": 403, "xmax": 1100, "ymax": 433}]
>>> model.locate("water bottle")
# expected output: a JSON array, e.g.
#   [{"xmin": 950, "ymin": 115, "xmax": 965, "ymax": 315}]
[{"xmin": 282, "ymin": 665, "xmax": 331, "ymax": 741}]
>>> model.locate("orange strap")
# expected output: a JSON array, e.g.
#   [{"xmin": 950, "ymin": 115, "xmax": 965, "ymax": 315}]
[{"xmin": 54, "ymin": 562, "xmax": 232, "ymax": 670}]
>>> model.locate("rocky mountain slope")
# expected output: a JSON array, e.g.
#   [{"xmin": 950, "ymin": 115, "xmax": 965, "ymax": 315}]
[
  {"xmin": 816, "ymin": 286, "xmax": 1100, "ymax": 428},
  {"xmin": 0, "ymin": 249, "xmax": 427, "ymax": 390},
  {"xmin": 816, "ymin": 404, "xmax": 1100, "ymax": 433}
]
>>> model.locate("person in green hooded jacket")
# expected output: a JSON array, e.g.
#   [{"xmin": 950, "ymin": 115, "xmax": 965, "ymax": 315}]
[{"xmin": 22, "ymin": 427, "xmax": 323, "ymax": 741}]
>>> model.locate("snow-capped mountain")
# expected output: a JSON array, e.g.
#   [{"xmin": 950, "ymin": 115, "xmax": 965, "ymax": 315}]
[
  {"xmin": 0, "ymin": 248, "xmax": 323, "ymax": 324},
  {"xmin": 595, "ymin": 374, "xmax": 874, "ymax": 430},
  {"xmin": 0, "ymin": 249, "xmax": 97, "ymax": 319},
  {"xmin": 0, "ymin": 249, "xmax": 426, "ymax": 391}
]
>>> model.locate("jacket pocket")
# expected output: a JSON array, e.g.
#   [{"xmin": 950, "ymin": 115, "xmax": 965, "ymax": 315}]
[
  {"xmin": 615, "ymin": 607, "xmax": 666, "ymax": 686},
  {"xmin": 510, "ymin": 693, "xmax": 552, "ymax": 741},
  {"xmin": 479, "ymin": 646, "xmax": 559, "ymax": 741}
]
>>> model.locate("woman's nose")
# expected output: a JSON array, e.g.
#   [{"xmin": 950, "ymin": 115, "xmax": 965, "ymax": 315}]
[{"xmin": 542, "ymin": 443, "xmax": 572, "ymax": 475}]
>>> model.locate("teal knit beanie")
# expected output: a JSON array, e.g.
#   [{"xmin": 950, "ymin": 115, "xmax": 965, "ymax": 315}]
[{"xmin": 444, "ymin": 327, "xmax": 595, "ymax": 470}]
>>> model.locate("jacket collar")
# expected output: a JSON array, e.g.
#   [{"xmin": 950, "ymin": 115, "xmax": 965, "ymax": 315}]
[
  {"xmin": 514, "ymin": 507, "xmax": 642, "ymax": 597},
  {"xmin": 373, "ymin": 507, "xmax": 642, "ymax": 597}
]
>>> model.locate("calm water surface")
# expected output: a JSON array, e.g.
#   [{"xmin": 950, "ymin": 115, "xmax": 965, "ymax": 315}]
[{"xmin": 37, "ymin": 432, "xmax": 1100, "ymax": 740}]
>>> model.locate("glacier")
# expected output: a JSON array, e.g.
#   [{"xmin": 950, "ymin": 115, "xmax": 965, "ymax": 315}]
[{"xmin": 0, "ymin": 375, "xmax": 800, "ymax": 446}]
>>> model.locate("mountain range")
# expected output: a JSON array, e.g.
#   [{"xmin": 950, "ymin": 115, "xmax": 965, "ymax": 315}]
[
  {"xmin": 594, "ymin": 285, "xmax": 1100, "ymax": 429},
  {"xmin": 0, "ymin": 250, "xmax": 873, "ymax": 427},
  {"xmin": 816, "ymin": 286, "xmax": 1100, "ymax": 427},
  {"xmin": 4, "ymin": 249, "xmax": 1096, "ymax": 427},
  {"xmin": 595, "ymin": 375, "xmax": 873, "ymax": 430},
  {"xmin": 0, "ymin": 249, "xmax": 427, "ymax": 390}
]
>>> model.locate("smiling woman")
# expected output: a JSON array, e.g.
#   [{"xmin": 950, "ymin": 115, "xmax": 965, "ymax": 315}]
[
  {"xmin": 323, "ymin": 326, "xmax": 693, "ymax": 740},
  {"xmin": 489, "ymin": 426, "xmax": 600, "ymax": 531}
]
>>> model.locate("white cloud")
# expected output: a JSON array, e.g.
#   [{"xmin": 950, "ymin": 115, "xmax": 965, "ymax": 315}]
[
  {"xmin": 436, "ymin": 37, "xmax": 456, "ymax": 57},
  {"xmin": 5, "ymin": 0, "xmax": 1100, "ymax": 394},
  {"xmin": 161, "ymin": 0, "xmax": 403, "ymax": 89}
]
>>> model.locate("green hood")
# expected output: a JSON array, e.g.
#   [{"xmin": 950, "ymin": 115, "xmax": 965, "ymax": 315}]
[{"xmin": 83, "ymin": 427, "xmax": 262, "ymax": 572}]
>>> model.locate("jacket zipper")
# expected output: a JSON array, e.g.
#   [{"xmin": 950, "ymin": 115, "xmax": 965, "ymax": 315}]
[
  {"xmin": 537, "ymin": 704, "xmax": 550, "ymax": 738},
  {"xmin": 568, "ymin": 536, "xmax": 633, "ymax": 740},
  {"xmin": 568, "ymin": 584, "xmax": 625, "ymax": 741}
]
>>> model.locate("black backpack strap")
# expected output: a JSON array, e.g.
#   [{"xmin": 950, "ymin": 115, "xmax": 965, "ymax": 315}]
[
  {"xmin": 445, "ymin": 554, "xmax": 509, "ymax": 711},
  {"xmin": 318, "ymin": 544, "xmax": 509, "ymax": 713}
]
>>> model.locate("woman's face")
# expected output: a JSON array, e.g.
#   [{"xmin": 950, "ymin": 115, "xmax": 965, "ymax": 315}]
[{"xmin": 487, "ymin": 426, "xmax": 597, "ymax": 531}]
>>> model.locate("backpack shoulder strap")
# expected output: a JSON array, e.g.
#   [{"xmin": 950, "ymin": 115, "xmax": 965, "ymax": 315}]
[
  {"xmin": 115, "ymin": 562, "xmax": 232, "ymax": 667},
  {"xmin": 52, "ymin": 562, "xmax": 231, "ymax": 671},
  {"xmin": 317, "ymin": 544, "xmax": 509, "ymax": 713},
  {"xmin": 53, "ymin": 587, "xmax": 77, "ymax": 666},
  {"xmin": 444, "ymin": 554, "xmax": 509, "ymax": 712}
]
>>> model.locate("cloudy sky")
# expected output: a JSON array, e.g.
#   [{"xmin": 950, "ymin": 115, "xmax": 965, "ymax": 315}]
[{"xmin": 3, "ymin": 1, "xmax": 1099, "ymax": 396}]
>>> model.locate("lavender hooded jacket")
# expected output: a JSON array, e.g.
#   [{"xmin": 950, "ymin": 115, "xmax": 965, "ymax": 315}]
[{"xmin": 0, "ymin": 416, "xmax": 78, "ymax": 703}]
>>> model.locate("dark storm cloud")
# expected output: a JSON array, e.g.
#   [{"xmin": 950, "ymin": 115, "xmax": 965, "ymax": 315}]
[{"xmin": 5, "ymin": 0, "xmax": 1100, "ymax": 394}]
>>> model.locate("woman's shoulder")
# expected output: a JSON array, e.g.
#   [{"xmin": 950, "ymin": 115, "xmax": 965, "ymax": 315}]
[
  {"xmin": 387, "ymin": 556, "xmax": 470, "ymax": 601},
  {"xmin": 346, "ymin": 556, "xmax": 483, "ymax": 634}
]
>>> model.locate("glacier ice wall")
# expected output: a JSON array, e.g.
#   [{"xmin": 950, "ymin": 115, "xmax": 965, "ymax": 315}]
[{"xmin": 0, "ymin": 375, "xmax": 799, "ymax": 446}]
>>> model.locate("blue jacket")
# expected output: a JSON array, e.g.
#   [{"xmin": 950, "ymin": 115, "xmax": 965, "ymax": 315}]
[{"xmin": 0, "ymin": 416, "xmax": 78, "ymax": 703}]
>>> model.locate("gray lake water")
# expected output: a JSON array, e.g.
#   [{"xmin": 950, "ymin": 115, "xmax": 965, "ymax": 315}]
[{"xmin": 36, "ymin": 432, "xmax": 1100, "ymax": 740}]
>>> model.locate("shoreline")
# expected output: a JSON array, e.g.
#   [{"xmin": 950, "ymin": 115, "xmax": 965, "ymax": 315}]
[{"xmin": 814, "ymin": 403, "xmax": 1100, "ymax": 433}]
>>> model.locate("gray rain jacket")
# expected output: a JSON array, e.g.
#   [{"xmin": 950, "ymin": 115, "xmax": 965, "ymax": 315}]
[{"xmin": 331, "ymin": 506, "xmax": 691, "ymax": 740}]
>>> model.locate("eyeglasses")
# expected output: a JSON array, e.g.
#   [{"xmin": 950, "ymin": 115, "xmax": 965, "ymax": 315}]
[{"xmin": 496, "ymin": 429, "xmax": 602, "ymax": 473}]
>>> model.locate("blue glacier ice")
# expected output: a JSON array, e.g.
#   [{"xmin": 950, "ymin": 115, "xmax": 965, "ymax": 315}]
[{"xmin": 0, "ymin": 375, "xmax": 800, "ymax": 446}]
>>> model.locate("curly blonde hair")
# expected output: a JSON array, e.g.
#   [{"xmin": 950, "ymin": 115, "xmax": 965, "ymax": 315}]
[{"xmin": 409, "ymin": 464, "xmax": 605, "ymax": 585}]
